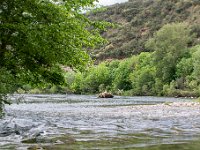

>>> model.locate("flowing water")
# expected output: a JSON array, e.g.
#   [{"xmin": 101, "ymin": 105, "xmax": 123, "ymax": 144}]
[{"xmin": 0, "ymin": 94, "xmax": 200, "ymax": 150}]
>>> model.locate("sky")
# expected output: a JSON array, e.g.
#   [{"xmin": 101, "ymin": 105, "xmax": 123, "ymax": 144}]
[{"xmin": 97, "ymin": 0, "xmax": 128, "ymax": 6}]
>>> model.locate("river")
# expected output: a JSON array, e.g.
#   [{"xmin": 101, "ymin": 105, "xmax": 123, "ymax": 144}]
[{"xmin": 0, "ymin": 94, "xmax": 200, "ymax": 149}]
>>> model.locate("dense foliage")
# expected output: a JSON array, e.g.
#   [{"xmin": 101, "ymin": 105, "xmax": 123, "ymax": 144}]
[
  {"xmin": 89, "ymin": 0, "xmax": 200, "ymax": 60},
  {"xmin": 59, "ymin": 23, "xmax": 199, "ymax": 97},
  {"xmin": 0, "ymin": 0, "xmax": 109, "ymax": 115}
]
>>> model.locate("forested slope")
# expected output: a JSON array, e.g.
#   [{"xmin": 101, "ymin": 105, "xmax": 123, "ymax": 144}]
[
  {"xmin": 89, "ymin": 0, "xmax": 200, "ymax": 60},
  {"xmin": 16, "ymin": 0, "xmax": 200, "ymax": 97}
]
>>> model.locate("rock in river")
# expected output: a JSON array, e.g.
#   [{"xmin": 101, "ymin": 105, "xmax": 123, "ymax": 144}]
[{"xmin": 98, "ymin": 92, "xmax": 114, "ymax": 98}]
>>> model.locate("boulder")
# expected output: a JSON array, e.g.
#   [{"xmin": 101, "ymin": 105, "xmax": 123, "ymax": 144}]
[{"xmin": 98, "ymin": 92, "xmax": 114, "ymax": 98}]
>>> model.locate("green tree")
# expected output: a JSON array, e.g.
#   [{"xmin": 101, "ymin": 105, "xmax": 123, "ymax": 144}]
[
  {"xmin": 146, "ymin": 23, "xmax": 192, "ymax": 84},
  {"xmin": 0, "ymin": 0, "xmax": 109, "ymax": 115},
  {"xmin": 192, "ymin": 45, "xmax": 200, "ymax": 83},
  {"xmin": 130, "ymin": 53, "xmax": 156, "ymax": 95},
  {"xmin": 112, "ymin": 56, "xmax": 137, "ymax": 91},
  {"xmin": 176, "ymin": 57, "xmax": 193, "ymax": 89},
  {"xmin": 84, "ymin": 62, "xmax": 111, "ymax": 93},
  {"xmin": 70, "ymin": 72, "xmax": 85, "ymax": 94},
  {"xmin": 176, "ymin": 58, "xmax": 193, "ymax": 79},
  {"xmin": 105, "ymin": 60, "xmax": 120, "ymax": 85}
]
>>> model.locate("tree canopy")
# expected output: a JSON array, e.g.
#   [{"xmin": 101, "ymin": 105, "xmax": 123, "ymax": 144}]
[
  {"xmin": 146, "ymin": 23, "xmax": 191, "ymax": 83},
  {"xmin": 0, "ymin": 0, "xmax": 109, "ymax": 113},
  {"xmin": 64, "ymin": 23, "xmax": 199, "ymax": 97}
]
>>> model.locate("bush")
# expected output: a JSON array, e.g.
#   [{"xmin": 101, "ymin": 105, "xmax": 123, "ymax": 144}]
[
  {"xmin": 112, "ymin": 56, "xmax": 137, "ymax": 91},
  {"xmin": 84, "ymin": 62, "xmax": 111, "ymax": 93},
  {"xmin": 130, "ymin": 52, "xmax": 156, "ymax": 95},
  {"xmin": 70, "ymin": 72, "xmax": 85, "ymax": 94}
]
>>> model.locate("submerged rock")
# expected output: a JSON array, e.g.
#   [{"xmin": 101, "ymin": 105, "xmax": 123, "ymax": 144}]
[{"xmin": 98, "ymin": 92, "xmax": 114, "ymax": 98}]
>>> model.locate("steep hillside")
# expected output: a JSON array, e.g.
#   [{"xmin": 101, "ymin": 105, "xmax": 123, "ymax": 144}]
[{"xmin": 89, "ymin": 0, "xmax": 200, "ymax": 60}]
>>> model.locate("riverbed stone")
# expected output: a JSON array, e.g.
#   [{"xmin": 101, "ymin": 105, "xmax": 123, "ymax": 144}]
[{"xmin": 98, "ymin": 92, "xmax": 114, "ymax": 98}]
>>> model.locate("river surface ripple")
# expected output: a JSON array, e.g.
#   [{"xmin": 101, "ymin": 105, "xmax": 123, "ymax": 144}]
[{"xmin": 0, "ymin": 94, "xmax": 200, "ymax": 149}]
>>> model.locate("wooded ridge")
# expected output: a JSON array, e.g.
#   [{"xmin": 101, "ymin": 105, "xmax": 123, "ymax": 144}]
[{"xmin": 88, "ymin": 0, "xmax": 200, "ymax": 61}]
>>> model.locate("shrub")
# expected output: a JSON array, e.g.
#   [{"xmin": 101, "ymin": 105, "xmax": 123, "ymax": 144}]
[{"xmin": 112, "ymin": 56, "xmax": 137, "ymax": 91}]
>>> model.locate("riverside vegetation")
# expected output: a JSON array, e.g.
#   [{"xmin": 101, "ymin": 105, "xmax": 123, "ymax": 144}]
[
  {"xmin": 18, "ymin": 0, "xmax": 200, "ymax": 97},
  {"xmin": 0, "ymin": 0, "xmax": 111, "ymax": 115},
  {"xmin": 66, "ymin": 22, "xmax": 200, "ymax": 97},
  {"xmin": 21, "ymin": 23, "xmax": 200, "ymax": 97},
  {"xmin": 1, "ymin": 0, "xmax": 200, "ymax": 112}
]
